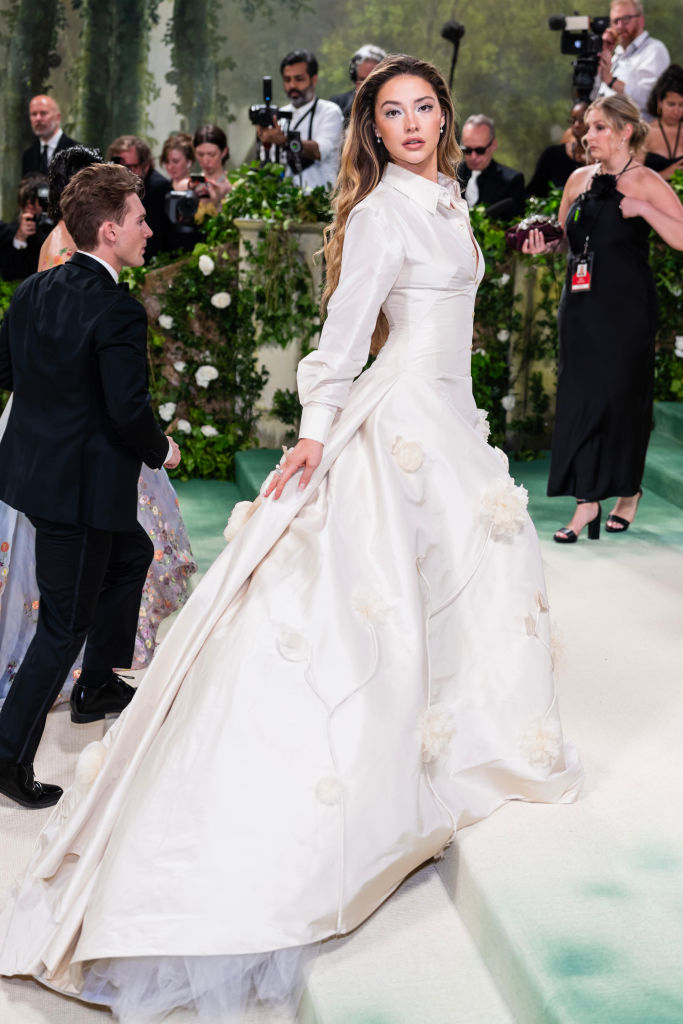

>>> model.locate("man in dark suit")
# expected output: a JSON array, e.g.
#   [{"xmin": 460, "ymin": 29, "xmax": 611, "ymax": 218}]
[
  {"xmin": 0, "ymin": 163, "xmax": 181, "ymax": 809},
  {"xmin": 21, "ymin": 95, "xmax": 79, "ymax": 177},
  {"xmin": 106, "ymin": 135, "xmax": 171, "ymax": 261},
  {"xmin": 458, "ymin": 114, "xmax": 525, "ymax": 220}
]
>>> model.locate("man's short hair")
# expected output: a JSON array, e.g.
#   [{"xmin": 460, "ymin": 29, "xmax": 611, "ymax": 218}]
[
  {"xmin": 60, "ymin": 163, "xmax": 144, "ymax": 252},
  {"xmin": 280, "ymin": 49, "xmax": 318, "ymax": 78},
  {"xmin": 462, "ymin": 114, "xmax": 496, "ymax": 139},
  {"xmin": 17, "ymin": 173, "xmax": 48, "ymax": 211},
  {"xmin": 349, "ymin": 44, "xmax": 386, "ymax": 81},
  {"xmin": 106, "ymin": 134, "xmax": 153, "ymax": 170},
  {"xmin": 612, "ymin": 1, "xmax": 644, "ymax": 13}
]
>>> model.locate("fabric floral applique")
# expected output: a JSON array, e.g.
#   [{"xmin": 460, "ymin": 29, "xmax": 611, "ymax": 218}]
[
  {"xmin": 75, "ymin": 739, "xmax": 108, "ymax": 789},
  {"xmin": 315, "ymin": 777, "xmax": 344, "ymax": 805},
  {"xmin": 420, "ymin": 703, "xmax": 456, "ymax": 763},
  {"xmin": 391, "ymin": 436, "xmax": 424, "ymax": 473},
  {"xmin": 518, "ymin": 716, "xmax": 562, "ymax": 770},
  {"xmin": 275, "ymin": 629, "xmax": 310, "ymax": 664},
  {"xmin": 480, "ymin": 477, "xmax": 528, "ymax": 538},
  {"xmin": 475, "ymin": 409, "xmax": 491, "ymax": 442},
  {"xmin": 351, "ymin": 586, "xmax": 388, "ymax": 626},
  {"xmin": 224, "ymin": 496, "xmax": 262, "ymax": 542}
]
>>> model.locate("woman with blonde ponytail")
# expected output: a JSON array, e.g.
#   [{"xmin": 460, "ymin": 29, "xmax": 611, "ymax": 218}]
[
  {"xmin": 0, "ymin": 55, "xmax": 581, "ymax": 1022},
  {"xmin": 524, "ymin": 94, "xmax": 683, "ymax": 541}
]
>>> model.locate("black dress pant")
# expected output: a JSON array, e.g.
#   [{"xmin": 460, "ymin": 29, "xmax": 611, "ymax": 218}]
[{"xmin": 0, "ymin": 516, "xmax": 153, "ymax": 765}]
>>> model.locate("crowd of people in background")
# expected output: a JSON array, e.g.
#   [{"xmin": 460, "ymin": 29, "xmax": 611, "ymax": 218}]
[{"xmin": 0, "ymin": 0, "xmax": 680, "ymax": 284}]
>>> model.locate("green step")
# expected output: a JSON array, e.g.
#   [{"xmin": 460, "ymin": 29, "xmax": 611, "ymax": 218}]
[
  {"xmin": 234, "ymin": 448, "xmax": 280, "ymax": 500},
  {"xmin": 654, "ymin": 402, "xmax": 683, "ymax": 445},
  {"xmin": 643, "ymin": 431, "xmax": 683, "ymax": 510}
]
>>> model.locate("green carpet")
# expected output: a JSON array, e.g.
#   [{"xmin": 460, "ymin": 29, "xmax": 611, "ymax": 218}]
[{"xmin": 172, "ymin": 478, "xmax": 241, "ymax": 574}]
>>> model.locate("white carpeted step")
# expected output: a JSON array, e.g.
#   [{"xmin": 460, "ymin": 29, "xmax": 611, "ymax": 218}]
[
  {"xmin": 300, "ymin": 864, "xmax": 514, "ymax": 1024},
  {"xmin": 434, "ymin": 540, "xmax": 683, "ymax": 1024}
]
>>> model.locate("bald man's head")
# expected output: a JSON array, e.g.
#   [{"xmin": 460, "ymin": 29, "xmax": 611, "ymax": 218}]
[{"xmin": 29, "ymin": 95, "xmax": 61, "ymax": 142}]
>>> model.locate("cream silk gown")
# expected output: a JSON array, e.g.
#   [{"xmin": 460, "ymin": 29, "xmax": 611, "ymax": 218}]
[{"xmin": 0, "ymin": 163, "xmax": 582, "ymax": 1021}]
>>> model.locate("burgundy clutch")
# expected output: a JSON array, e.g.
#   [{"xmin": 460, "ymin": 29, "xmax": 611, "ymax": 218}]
[{"xmin": 505, "ymin": 214, "xmax": 563, "ymax": 252}]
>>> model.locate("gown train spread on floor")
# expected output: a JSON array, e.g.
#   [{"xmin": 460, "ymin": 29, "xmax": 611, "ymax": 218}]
[{"xmin": 0, "ymin": 163, "xmax": 582, "ymax": 1022}]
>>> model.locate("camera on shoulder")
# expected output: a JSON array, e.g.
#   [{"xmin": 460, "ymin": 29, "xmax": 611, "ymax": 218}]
[{"xmin": 548, "ymin": 13, "xmax": 610, "ymax": 100}]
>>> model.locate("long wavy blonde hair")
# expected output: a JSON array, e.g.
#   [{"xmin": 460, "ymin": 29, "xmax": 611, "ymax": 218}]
[{"xmin": 322, "ymin": 54, "xmax": 462, "ymax": 354}]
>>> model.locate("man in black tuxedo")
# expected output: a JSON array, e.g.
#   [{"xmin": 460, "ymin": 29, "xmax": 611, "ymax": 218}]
[
  {"xmin": 107, "ymin": 135, "xmax": 171, "ymax": 261},
  {"xmin": 0, "ymin": 163, "xmax": 181, "ymax": 809},
  {"xmin": 458, "ymin": 114, "xmax": 525, "ymax": 220},
  {"xmin": 21, "ymin": 95, "xmax": 79, "ymax": 177}
]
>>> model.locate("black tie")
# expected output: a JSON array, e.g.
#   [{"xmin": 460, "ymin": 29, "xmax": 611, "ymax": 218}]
[{"xmin": 39, "ymin": 144, "xmax": 49, "ymax": 173}]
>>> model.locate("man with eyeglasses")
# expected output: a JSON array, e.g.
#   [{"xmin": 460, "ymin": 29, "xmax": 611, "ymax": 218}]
[
  {"xmin": 106, "ymin": 135, "xmax": 171, "ymax": 261},
  {"xmin": 457, "ymin": 114, "xmax": 525, "ymax": 219},
  {"xmin": 595, "ymin": 1, "xmax": 669, "ymax": 119}
]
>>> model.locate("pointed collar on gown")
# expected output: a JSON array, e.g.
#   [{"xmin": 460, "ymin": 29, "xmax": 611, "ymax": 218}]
[{"xmin": 382, "ymin": 161, "xmax": 462, "ymax": 214}]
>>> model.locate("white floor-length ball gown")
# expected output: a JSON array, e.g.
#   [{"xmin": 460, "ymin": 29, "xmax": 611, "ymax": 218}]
[{"xmin": 0, "ymin": 162, "xmax": 582, "ymax": 1022}]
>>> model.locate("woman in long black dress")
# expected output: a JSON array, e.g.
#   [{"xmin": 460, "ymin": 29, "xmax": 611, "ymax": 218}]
[{"xmin": 524, "ymin": 95, "xmax": 683, "ymax": 542}]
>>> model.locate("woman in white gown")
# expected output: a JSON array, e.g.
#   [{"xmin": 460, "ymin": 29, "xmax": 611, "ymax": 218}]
[{"xmin": 0, "ymin": 56, "xmax": 582, "ymax": 1021}]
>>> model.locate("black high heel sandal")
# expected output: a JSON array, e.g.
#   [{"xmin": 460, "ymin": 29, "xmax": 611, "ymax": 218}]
[
  {"xmin": 605, "ymin": 488, "xmax": 643, "ymax": 533},
  {"xmin": 554, "ymin": 499, "xmax": 602, "ymax": 544}
]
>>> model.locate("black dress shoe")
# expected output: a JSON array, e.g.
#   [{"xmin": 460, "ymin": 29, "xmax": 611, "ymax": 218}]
[
  {"xmin": 70, "ymin": 672, "xmax": 137, "ymax": 724},
  {"xmin": 0, "ymin": 761, "xmax": 63, "ymax": 809}
]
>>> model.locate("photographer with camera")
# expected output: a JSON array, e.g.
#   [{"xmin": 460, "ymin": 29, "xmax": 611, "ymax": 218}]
[
  {"xmin": 255, "ymin": 49, "xmax": 343, "ymax": 191},
  {"xmin": 330, "ymin": 44, "xmax": 386, "ymax": 126},
  {"xmin": 596, "ymin": 2, "xmax": 669, "ymax": 119},
  {"xmin": 0, "ymin": 174, "xmax": 50, "ymax": 280},
  {"xmin": 106, "ymin": 135, "xmax": 172, "ymax": 261}
]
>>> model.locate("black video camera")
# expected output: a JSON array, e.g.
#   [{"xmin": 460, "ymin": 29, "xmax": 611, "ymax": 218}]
[
  {"xmin": 249, "ymin": 76, "xmax": 292, "ymax": 130},
  {"xmin": 549, "ymin": 13, "xmax": 610, "ymax": 101},
  {"xmin": 165, "ymin": 189, "xmax": 199, "ymax": 227}
]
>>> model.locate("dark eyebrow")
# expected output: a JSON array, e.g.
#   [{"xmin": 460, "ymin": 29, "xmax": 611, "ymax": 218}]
[{"xmin": 380, "ymin": 95, "xmax": 433, "ymax": 108}]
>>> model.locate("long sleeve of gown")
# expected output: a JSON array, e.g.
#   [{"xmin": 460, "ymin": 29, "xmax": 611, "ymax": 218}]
[{"xmin": 298, "ymin": 204, "xmax": 405, "ymax": 444}]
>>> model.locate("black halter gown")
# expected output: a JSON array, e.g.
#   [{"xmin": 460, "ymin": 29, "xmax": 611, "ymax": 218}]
[{"xmin": 548, "ymin": 173, "xmax": 656, "ymax": 500}]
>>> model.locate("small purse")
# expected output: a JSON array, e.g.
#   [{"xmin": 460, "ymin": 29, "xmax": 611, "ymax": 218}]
[{"xmin": 505, "ymin": 214, "xmax": 563, "ymax": 252}]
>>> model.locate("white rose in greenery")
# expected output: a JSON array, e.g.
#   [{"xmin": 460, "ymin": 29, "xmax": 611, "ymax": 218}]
[
  {"xmin": 501, "ymin": 394, "xmax": 516, "ymax": 412},
  {"xmin": 675, "ymin": 336, "xmax": 683, "ymax": 358},
  {"xmin": 198, "ymin": 254, "xmax": 215, "ymax": 276},
  {"xmin": 210, "ymin": 291, "xmax": 231, "ymax": 309},
  {"xmin": 158, "ymin": 314, "xmax": 174, "ymax": 330},
  {"xmin": 497, "ymin": 329, "xmax": 510, "ymax": 342},
  {"xmin": 195, "ymin": 364, "xmax": 219, "ymax": 388},
  {"xmin": 496, "ymin": 274, "xmax": 510, "ymax": 288},
  {"xmin": 200, "ymin": 424, "xmax": 219, "ymax": 438},
  {"xmin": 158, "ymin": 402, "xmax": 176, "ymax": 422},
  {"xmin": 173, "ymin": 360, "xmax": 187, "ymax": 373},
  {"xmin": 176, "ymin": 419, "xmax": 192, "ymax": 434}
]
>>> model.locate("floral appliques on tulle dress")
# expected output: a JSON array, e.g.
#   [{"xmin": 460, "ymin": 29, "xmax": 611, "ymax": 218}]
[{"xmin": 134, "ymin": 472, "xmax": 197, "ymax": 667}]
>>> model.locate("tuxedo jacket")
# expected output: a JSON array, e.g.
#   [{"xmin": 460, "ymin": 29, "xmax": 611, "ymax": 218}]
[
  {"xmin": 458, "ymin": 159, "xmax": 526, "ymax": 218},
  {"xmin": 21, "ymin": 133, "xmax": 80, "ymax": 177},
  {"xmin": 0, "ymin": 253, "xmax": 169, "ymax": 532}
]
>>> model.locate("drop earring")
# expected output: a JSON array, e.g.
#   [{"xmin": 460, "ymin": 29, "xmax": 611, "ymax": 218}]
[
  {"xmin": 440, "ymin": 124, "xmax": 444, "ymax": 135},
  {"xmin": 375, "ymin": 134, "xmax": 382, "ymax": 144}
]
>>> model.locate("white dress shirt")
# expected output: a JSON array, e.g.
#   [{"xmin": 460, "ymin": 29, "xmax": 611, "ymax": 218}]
[
  {"xmin": 597, "ymin": 31, "xmax": 670, "ymax": 119},
  {"xmin": 39, "ymin": 128, "xmax": 64, "ymax": 168},
  {"xmin": 275, "ymin": 96, "xmax": 343, "ymax": 191},
  {"xmin": 464, "ymin": 170, "xmax": 481, "ymax": 208}
]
